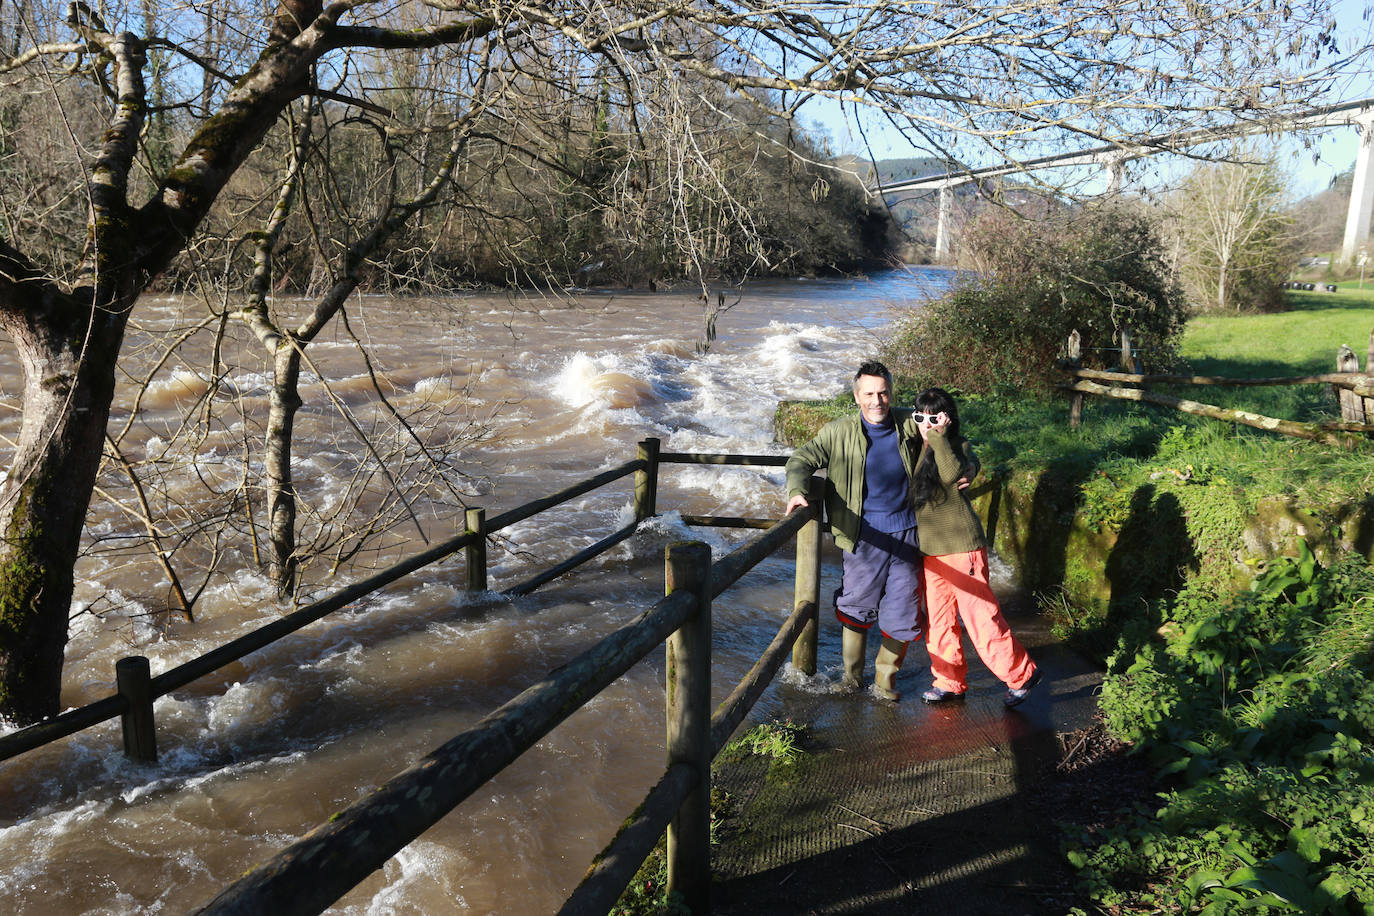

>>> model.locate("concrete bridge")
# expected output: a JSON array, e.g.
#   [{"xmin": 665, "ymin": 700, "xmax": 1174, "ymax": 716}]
[{"xmin": 875, "ymin": 98, "xmax": 1374, "ymax": 263}]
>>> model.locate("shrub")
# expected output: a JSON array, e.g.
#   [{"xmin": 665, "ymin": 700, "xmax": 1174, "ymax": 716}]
[
  {"xmin": 884, "ymin": 202, "xmax": 1188, "ymax": 394},
  {"xmin": 1074, "ymin": 545, "xmax": 1374, "ymax": 913}
]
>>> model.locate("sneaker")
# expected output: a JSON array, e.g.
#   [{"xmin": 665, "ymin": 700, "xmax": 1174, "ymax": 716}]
[
  {"xmin": 921, "ymin": 686, "xmax": 965, "ymax": 704},
  {"xmin": 1004, "ymin": 669, "xmax": 1043, "ymax": 708}
]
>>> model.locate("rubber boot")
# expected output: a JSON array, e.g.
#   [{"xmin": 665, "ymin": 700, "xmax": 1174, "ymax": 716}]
[
  {"xmin": 873, "ymin": 636, "xmax": 909, "ymax": 702},
  {"xmin": 839, "ymin": 626, "xmax": 867, "ymax": 692}
]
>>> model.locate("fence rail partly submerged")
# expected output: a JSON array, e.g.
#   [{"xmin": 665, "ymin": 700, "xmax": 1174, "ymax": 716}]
[{"xmin": 0, "ymin": 439, "xmax": 824, "ymax": 916}]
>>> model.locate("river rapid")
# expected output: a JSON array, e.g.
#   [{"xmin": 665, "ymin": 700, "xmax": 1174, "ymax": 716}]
[{"xmin": 0, "ymin": 268, "xmax": 954, "ymax": 914}]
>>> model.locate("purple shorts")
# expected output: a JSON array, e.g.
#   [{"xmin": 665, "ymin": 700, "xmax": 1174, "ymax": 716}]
[{"xmin": 834, "ymin": 522, "xmax": 924, "ymax": 641}]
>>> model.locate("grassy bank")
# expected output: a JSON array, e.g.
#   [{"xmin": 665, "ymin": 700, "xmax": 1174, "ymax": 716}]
[
  {"xmin": 777, "ymin": 290, "xmax": 1374, "ymax": 911},
  {"xmin": 775, "ymin": 291, "xmax": 1374, "ymax": 646},
  {"xmin": 962, "ymin": 292, "xmax": 1374, "ymax": 913}
]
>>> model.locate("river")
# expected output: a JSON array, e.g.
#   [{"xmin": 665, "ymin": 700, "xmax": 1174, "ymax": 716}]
[{"xmin": 0, "ymin": 268, "xmax": 955, "ymax": 914}]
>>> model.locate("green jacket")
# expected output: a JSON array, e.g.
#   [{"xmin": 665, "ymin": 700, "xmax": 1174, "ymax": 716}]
[
  {"xmin": 909, "ymin": 428, "xmax": 985, "ymax": 556},
  {"xmin": 784, "ymin": 409, "xmax": 921, "ymax": 553}
]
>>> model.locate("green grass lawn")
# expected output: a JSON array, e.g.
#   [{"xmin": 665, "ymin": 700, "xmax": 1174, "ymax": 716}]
[
  {"xmin": 1056, "ymin": 294, "xmax": 1374, "ymax": 916},
  {"xmin": 945, "ymin": 288, "xmax": 1374, "ymax": 517},
  {"xmin": 1183, "ymin": 287, "xmax": 1374, "ymax": 377}
]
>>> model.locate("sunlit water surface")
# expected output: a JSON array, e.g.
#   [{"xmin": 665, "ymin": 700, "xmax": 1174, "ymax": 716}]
[{"xmin": 0, "ymin": 268, "xmax": 956, "ymax": 914}]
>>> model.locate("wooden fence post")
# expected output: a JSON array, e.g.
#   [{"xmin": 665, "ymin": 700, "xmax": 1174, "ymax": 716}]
[
  {"xmin": 116, "ymin": 656, "xmax": 157, "ymax": 763},
  {"xmin": 1120, "ymin": 325, "xmax": 1139, "ymax": 374},
  {"xmin": 465, "ymin": 507, "xmax": 487, "ymax": 592},
  {"xmin": 635, "ymin": 438, "xmax": 660, "ymax": 522},
  {"xmin": 1366, "ymin": 327, "xmax": 1374, "ymax": 424},
  {"xmin": 791, "ymin": 476, "xmax": 823, "ymax": 676},
  {"xmin": 664, "ymin": 541, "xmax": 711, "ymax": 915},
  {"xmin": 1337, "ymin": 344, "xmax": 1365, "ymax": 423},
  {"xmin": 1067, "ymin": 329, "xmax": 1083, "ymax": 429}
]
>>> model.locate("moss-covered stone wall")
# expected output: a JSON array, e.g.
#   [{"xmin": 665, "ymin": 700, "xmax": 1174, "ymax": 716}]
[{"xmin": 971, "ymin": 475, "xmax": 1373, "ymax": 617}]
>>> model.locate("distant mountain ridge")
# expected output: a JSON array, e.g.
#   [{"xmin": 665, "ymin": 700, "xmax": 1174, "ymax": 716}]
[
  {"xmin": 872, "ymin": 156, "xmax": 957, "ymax": 183},
  {"xmin": 832, "ymin": 156, "xmax": 959, "ymax": 185}
]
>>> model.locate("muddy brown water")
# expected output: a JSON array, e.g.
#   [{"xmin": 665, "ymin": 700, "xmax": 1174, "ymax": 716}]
[{"xmin": 0, "ymin": 270, "xmax": 955, "ymax": 914}]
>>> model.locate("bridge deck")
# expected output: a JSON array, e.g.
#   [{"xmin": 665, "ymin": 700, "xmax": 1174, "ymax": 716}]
[{"xmin": 710, "ymin": 591, "xmax": 1104, "ymax": 914}]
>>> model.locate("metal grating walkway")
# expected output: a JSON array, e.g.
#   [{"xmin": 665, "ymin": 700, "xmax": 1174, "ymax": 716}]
[{"xmin": 710, "ymin": 599, "xmax": 1103, "ymax": 914}]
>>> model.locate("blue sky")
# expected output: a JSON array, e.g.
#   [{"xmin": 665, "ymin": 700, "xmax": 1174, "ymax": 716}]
[{"xmin": 810, "ymin": 0, "xmax": 1374, "ymax": 201}]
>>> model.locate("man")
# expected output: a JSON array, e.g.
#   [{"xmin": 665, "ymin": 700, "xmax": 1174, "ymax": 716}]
[{"xmin": 784, "ymin": 360, "xmax": 923, "ymax": 701}]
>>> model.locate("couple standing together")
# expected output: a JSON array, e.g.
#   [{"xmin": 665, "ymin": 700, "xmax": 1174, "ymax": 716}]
[{"xmin": 783, "ymin": 361, "xmax": 1042, "ymax": 707}]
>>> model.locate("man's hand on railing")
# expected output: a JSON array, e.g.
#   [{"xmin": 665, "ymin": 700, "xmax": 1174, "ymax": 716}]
[{"xmin": 785, "ymin": 493, "xmax": 809, "ymax": 515}]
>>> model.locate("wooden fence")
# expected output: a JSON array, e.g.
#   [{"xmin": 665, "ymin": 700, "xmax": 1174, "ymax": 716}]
[
  {"xmin": 0, "ymin": 440, "xmax": 822, "ymax": 916},
  {"xmin": 1058, "ymin": 327, "xmax": 1374, "ymax": 446}
]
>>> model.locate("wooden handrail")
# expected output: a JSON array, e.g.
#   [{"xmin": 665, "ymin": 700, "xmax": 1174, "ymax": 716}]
[
  {"xmin": 6, "ymin": 444, "xmax": 825, "ymax": 916},
  {"xmin": 0, "ymin": 461, "xmax": 654, "ymax": 764},
  {"xmin": 710, "ymin": 592, "xmax": 814, "ymax": 754},
  {"xmin": 194, "ymin": 585, "xmax": 701, "ymax": 915},
  {"xmin": 1059, "ymin": 379, "xmax": 1374, "ymax": 446},
  {"xmin": 1062, "ymin": 365, "xmax": 1374, "ymax": 396},
  {"xmin": 660, "ymin": 451, "xmax": 788, "ymax": 466},
  {"xmin": 152, "ymin": 530, "xmax": 481, "ymax": 695},
  {"xmin": 0, "ymin": 524, "xmax": 481, "ymax": 764},
  {"xmin": 559, "ymin": 763, "xmax": 698, "ymax": 916},
  {"xmin": 502, "ymin": 520, "xmax": 640, "ymax": 597},
  {"xmin": 680, "ymin": 514, "xmax": 777, "ymax": 528},
  {"xmin": 0, "ymin": 695, "xmax": 126, "ymax": 762},
  {"xmin": 709, "ymin": 508, "xmax": 807, "ymax": 599},
  {"xmin": 484, "ymin": 458, "xmax": 645, "ymax": 531},
  {"xmin": 195, "ymin": 502, "xmax": 822, "ymax": 915}
]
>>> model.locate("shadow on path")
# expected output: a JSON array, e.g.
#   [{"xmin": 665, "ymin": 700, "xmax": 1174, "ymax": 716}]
[{"xmin": 710, "ymin": 593, "xmax": 1102, "ymax": 914}]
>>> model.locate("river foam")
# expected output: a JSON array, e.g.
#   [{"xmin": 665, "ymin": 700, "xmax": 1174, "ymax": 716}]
[{"xmin": 0, "ymin": 267, "xmax": 958, "ymax": 914}]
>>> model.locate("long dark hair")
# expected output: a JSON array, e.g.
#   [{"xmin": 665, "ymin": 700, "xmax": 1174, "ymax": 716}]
[{"xmin": 909, "ymin": 387, "xmax": 963, "ymax": 511}]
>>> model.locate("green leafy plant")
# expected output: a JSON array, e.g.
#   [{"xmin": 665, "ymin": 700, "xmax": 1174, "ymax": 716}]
[
  {"xmin": 724, "ymin": 719, "xmax": 808, "ymax": 764},
  {"xmin": 1073, "ymin": 546, "xmax": 1374, "ymax": 913}
]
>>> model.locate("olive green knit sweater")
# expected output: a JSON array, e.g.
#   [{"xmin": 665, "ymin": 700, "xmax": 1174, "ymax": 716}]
[{"xmin": 909, "ymin": 428, "xmax": 985, "ymax": 556}]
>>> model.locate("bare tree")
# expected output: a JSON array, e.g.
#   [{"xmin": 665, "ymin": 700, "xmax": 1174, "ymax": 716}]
[
  {"xmin": 1, "ymin": 0, "xmax": 1368, "ymax": 723},
  {"xmin": 1165, "ymin": 147, "xmax": 1299, "ymax": 311},
  {"xmin": 237, "ymin": 96, "xmax": 489, "ymax": 595}
]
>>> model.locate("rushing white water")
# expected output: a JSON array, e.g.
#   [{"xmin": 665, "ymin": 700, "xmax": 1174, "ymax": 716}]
[{"xmin": 0, "ymin": 267, "xmax": 954, "ymax": 914}]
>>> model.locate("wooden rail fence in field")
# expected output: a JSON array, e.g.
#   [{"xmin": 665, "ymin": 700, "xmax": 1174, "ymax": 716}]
[
  {"xmin": 1058, "ymin": 327, "xmax": 1374, "ymax": 447},
  {"xmin": 0, "ymin": 441, "xmax": 823, "ymax": 916}
]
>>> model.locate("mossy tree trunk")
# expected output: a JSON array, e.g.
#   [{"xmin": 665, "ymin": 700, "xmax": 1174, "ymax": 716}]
[
  {"xmin": 0, "ymin": 0, "xmax": 326, "ymax": 723},
  {"xmin": 0, "ymin": 285, "xmax": 130, "ymax": 723}
]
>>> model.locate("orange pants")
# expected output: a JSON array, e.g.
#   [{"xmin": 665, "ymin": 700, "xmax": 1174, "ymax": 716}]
[{"xmin": 923, "ymin": 548, "xmax": 1036, "ymax": 692}]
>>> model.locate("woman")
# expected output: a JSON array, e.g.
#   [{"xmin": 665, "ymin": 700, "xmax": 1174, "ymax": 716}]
[{"xmin": 908, "ymin": 388, "xmax": 1041, "ymax": 708}]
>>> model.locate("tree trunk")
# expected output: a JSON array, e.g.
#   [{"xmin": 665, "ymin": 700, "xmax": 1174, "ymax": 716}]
[
  {"xmin": 265, "ymin": 342, "xmax": 304, "ymax": 596},
  {"xmin": 0, "ymin": 1, "xmax": 321, "ymax": 721},
  {"xmin": 0, "ymin": 290, "xmax": 129, "ymax": 723}
]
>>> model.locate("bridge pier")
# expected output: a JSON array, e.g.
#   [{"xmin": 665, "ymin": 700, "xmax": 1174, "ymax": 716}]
[
  {"xmin": 1341, "ymin": 113, "xmax": 1374, "ymax": 266},
  {"xmin": 934, "ymin": 184, "xmax": 952, "ymax": 260},
  {"xmin": 1102, "ymin": 151, "xmax": 1130, "ymax": 195}
]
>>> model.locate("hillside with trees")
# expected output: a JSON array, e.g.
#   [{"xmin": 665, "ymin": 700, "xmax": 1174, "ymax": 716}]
[{"xmin": 1293, "ymin": 167, "xmax": 1360, "ymax": 258}]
